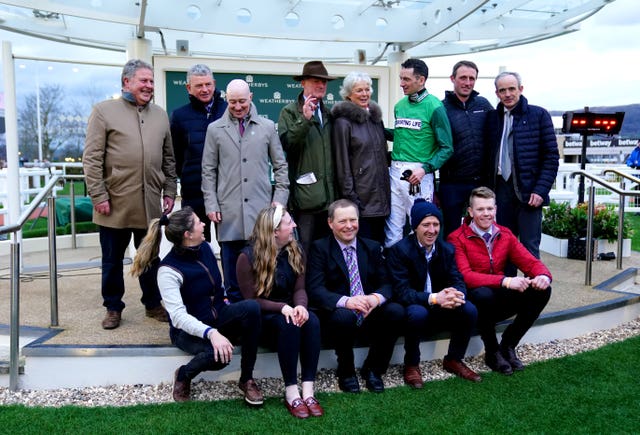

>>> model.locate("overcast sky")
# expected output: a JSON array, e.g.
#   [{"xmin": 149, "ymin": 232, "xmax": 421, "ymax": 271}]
[
  {"xmin": 425, "ymin": 0, "xmax": 640, "ymax": 111},
  {"xmin": 0, "ymin": 0, "xmax": 637, "ymax": 112}
]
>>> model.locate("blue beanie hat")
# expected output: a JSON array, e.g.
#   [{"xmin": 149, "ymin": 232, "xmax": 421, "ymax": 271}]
[{"xmin": 410, "ymin": 198, "xmax": 442, "ymax": 229}]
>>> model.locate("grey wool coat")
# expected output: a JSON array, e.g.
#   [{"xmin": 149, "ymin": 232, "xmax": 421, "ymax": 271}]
[
  {"xmin": 83, "ymin": 98, "xmax": 177, "ymax": 229},
  {"xmin": 201, "ymin": 103, "xmax": 289, "ymax": 241}
]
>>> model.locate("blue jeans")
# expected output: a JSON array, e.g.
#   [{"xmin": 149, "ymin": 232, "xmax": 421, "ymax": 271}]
[
  {"xmin": 403, "ymin": 301, "xmax": 478, "ymax": 365},
  {"xmin": 99, "ymin": 226, "xmax": 161, "ymax": 312},
  {"xmin": 262, "ymin": 311, "xmax": 321, "ymax": 386},
  {"xmin": 170, "ymin": 299, "xmax": 262, "ymax": 382}
]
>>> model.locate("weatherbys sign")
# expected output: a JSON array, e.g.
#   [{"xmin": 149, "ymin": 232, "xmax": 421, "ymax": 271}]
[
  {"xmin": 165, "ymin": 71, "xmax": 378, "ymax": 123},
  {"xmin": 564, "ymin": 138, "xmax": 639, "ymax": 148}
]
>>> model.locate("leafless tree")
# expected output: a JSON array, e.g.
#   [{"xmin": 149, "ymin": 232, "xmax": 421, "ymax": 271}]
[{"xmin": 18, "ymin": 84, "xmax": 87, "ymax": 161}]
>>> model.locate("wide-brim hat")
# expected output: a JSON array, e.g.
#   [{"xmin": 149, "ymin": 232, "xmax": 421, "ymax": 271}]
[{"xmin": 293, "ymin": 60, "xmax": 336, "ymax": 81}]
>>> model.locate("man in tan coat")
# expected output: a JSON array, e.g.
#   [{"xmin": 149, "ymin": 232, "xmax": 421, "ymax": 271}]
[{"xmin": 83, "ymin": 59, "xmax": 177, "ymax": 330}]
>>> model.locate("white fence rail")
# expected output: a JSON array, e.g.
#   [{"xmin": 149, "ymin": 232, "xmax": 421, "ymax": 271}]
[
  {"xmin": 551, "ymin": 163, "xmax": 640, "ymax": 211},
  {"xmin": 1, "ymin": 162, "xmax": 639, "ymax": 224}
]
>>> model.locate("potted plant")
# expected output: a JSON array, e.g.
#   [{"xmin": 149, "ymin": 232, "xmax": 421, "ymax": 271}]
[{"xmin": 541, "ymin": 200, "xmax": 633, "ymax": 258}]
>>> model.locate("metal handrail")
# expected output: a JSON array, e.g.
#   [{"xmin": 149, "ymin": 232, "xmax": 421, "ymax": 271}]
[
  {"xmin": 602, "ymin": 168, "xmax": 640, "ymax": 186},
  {"xmin": 0, "ymin": 173, "xmax": 86, "ymax": 391},
  {"xmin": 569, "ymin": 170, "xmax": 640, "ymax": 284}
]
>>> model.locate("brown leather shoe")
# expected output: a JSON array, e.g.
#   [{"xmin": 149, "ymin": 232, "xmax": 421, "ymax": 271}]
[
  {"xmin": 443, "ymin": 358, "xmax": 482, "ymax": 383},
  {"xmin": 239, "ymin": 379, "xmax": 264, "ymax": 406},
  {"xmin": 303, "ymin": 396, "xmax": 324, "ymax": 417},
  {"xmin": 403, "ymin": 365, "xmax": 424, "ymax": 389},
  {"xmin": 172, "ymin": 367, "xmax": 191, "ymax": 402},
  {"xmin": 101, "ymin": 310, "xmax": 121, "ymax": 329},
  {"xmin": 285, "ymin": 397, "xmax": 309, "ymax": 419},
  {"xmin": 145, "ymin": 305, "xmax": 169, "ymax": 322}
]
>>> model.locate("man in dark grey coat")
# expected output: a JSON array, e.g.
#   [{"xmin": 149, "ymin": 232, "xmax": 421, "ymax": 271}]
[{"xmin": 485, "ymin": 71, "xmax": 559, "ymax": 259}]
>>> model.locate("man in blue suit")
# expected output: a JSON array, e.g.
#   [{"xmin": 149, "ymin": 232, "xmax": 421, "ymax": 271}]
[{"xmin": 307, "ymin": 199, "xmax": 404, "ymax": 394}]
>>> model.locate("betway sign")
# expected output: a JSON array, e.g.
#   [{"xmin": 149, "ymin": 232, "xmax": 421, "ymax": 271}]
[{"xmin": 565, "ymin": 138, "xmax": 639, "ymax": 148}]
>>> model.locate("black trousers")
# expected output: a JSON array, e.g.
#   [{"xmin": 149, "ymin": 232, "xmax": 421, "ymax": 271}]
[
  {"xmin": 99, "ymin": 226, "xmax": 161, "ymax": 312},
  {"xmin": 318, "ymin": 302, "xmax": 404, "ymax": 377},
  {"xmin": 171, "ymin": 299, "xmax": 261, "ymax": 383},
  {"xmin": 468, "ymin": 285, "xmax": 551, "ymax": 352}
]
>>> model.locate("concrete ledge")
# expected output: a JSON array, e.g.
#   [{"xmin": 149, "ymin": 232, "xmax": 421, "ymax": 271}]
[{"xmin": 4, "ymin": 268, "xmax": 639, "ymax": 390}]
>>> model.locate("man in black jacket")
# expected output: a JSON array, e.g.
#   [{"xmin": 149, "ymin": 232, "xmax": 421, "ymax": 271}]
[
  {"xmin": 485, "ymin": 71, "xmax": 559, "ymax": 258},
  {"xmin": 170, "ymin": 64, "xmax": 227, "ymax": 242},
  {"xmin": 307, "ymin": 199, "xmax": 404, "ymax": 394},
  {"xmin": 387, "ymin": 199, "xmax": 481, "ymax": 388},
  {"xmin": 440, "ymin": 60, "xmax": 493, "ymax": 237}
]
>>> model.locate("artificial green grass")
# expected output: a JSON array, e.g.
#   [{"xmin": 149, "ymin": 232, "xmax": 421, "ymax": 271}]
[
  {"xmin": 627, "ymin": 213, "xmax": 640, "ymax": 251},
  {"xmin": 1, "ymin": 335, "xmax": 639, "ymax": 434}
]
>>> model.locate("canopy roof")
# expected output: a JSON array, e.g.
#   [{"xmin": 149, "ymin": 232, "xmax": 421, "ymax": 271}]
[{"xmin": 0, "ymin": 0, "xmax": 616, "ymax": 63}]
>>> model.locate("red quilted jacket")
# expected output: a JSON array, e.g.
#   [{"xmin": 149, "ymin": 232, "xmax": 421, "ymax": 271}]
[{"xmin": 447, "ymin": 222, "xmax": 552, "ymax": 290}]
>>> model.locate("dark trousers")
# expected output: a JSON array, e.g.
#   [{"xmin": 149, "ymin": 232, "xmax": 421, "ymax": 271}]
[
  {"xmin": 468, "ymin": 285, "xmax": 551, "ymax": 352},
  {"xmin": 293, "ymin": 210, "xmax": 331, "ymax": 257},
  {"xmin": 319, "ymin": 302, "xmax": 404, "ymax": 377},
  {"xmin": 495, "ymin": 177, "xmax": 543, "ymax": 259},
  {"xmin": 403, "ymin": 301, "xmax": 478, "ymax": 365},
  {"xmin": 220, "ymin": 240, "xmax": 247, "ymax": 303},
  {"xmin": 439, "ymin": 181, "xmax": 478, "ymax": 238},
  {"xmin": 99, "ymin": 226, "xmax": 161, "ymax": 312},
  {"xmin": 262, "ymin": 311, "xmax": 321, "ymax": 386},
  {"xmin": 358, "ymin": 216, "xmax": 387, "ymax": 245},
  {"xmin": 181, "ymin": 198, "xmax": 212, "ymax": 242},
  {"xmin": 171, "ymin": 299, "xmax": 262, "ymax": 383}
]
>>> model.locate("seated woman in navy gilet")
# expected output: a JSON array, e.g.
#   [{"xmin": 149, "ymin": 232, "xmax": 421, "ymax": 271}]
[{"xmin": 131, "ymin": 206, "xmax": 263, "ymax": 406}]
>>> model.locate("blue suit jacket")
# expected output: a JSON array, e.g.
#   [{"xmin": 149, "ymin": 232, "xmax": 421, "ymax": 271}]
[{"xmin": 306, "ymin": 235, "xmax": 392, "ymax": 312}]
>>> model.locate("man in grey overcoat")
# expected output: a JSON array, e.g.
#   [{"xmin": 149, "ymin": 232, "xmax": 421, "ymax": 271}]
[{"xmin": 202, "ymin": 79, "xmax": 289, "ymax": 302}]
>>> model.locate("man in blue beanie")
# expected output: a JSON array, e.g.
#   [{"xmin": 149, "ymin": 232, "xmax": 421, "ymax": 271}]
[{"xmin": 387, "ymin": 198, "xmax": 481, "ymax": 388}]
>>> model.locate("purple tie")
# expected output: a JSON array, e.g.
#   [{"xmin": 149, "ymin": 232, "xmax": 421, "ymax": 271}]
[
  {"xmin": 239, "ymin": 118, "xmax": 245, "ymax": 137},
  {"xmin": 344, "ymin": 246, "xmax": 364, "ymax": 325},
  {"xmin": 482, "ymin": 232, "xmax": 491, "ymax": 243}
]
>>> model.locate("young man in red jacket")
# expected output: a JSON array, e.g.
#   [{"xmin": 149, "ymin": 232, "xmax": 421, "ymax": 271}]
[{"xmin": 448, "ymin": 186, "xmax": 551, "ymax": 375}]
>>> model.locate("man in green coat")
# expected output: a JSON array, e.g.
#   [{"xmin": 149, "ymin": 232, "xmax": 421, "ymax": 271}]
[{"xmin": 278, "ymin": 61, "xmax": 337, "ymax": 254}]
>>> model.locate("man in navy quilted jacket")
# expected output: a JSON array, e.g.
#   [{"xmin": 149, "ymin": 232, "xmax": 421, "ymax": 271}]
[
  {"xmin": 485, "ymin": 71, "xmax": 559, "ymax": 259},
  {"xmin": 170, "ymin": 64, "xmax": 227, "ymax": 241}
]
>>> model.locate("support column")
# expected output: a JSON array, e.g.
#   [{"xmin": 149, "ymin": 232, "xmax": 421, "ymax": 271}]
[
  {"xmin": 3, "ymin": 41, "xmax": 20, "ymax": 230},
  {"xmin": 126, "ymin": 38, "xmax": 152, "ymax": 63},
  {"xmin": 387, "ymin": 48, "xmax": 408, "ymax": 135}
]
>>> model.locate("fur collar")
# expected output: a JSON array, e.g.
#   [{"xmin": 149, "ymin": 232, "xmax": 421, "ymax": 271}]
[{"xmin": 331, "ymin": 100, "xmax": 383, "ymax": 124}]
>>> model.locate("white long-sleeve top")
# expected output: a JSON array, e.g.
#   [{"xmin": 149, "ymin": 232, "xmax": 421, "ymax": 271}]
[{"xmin": 158, "ymin": 266, "xmax": 211, "ymax": 339}]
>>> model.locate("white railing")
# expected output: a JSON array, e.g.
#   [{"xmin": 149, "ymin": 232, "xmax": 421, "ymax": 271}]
[{"xmin": 551, "ymin": 162, "xmax": 640, "ymax": 212}]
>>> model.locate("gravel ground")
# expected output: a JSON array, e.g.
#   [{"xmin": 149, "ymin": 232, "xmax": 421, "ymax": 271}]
[{"xmin": 1, "ymin": 317, "xmax": 639, "ymax": 408}]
